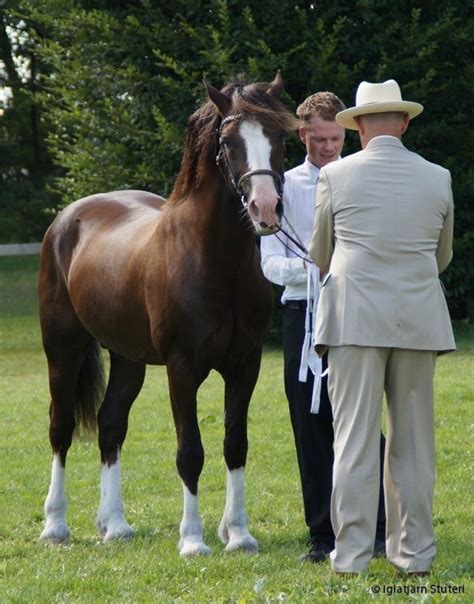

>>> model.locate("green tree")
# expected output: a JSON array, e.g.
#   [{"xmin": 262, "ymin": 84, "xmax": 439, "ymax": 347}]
[
  {"xmin": 0, "ymin": 1, "xmax": 56, "ymax": 241},
  {"xmin": 3, "ymin": 0, "xmax": 473, "ymax": 318}
]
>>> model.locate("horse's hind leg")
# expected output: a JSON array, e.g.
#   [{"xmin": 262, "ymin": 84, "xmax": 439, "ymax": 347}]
[
  {"xmin": 96, "ymin": 352, "xmax": 146, "ymax": 541},
  {"xmin": 40, "ymin": 325, "xmax": 99, "ymax": 544},
  {"xmin": 218, "ymin": 349, "xmax": 261, "ymax": 553},
  {"xmin": 167, "ymin": 357, "xmax": 210, "ymax": 557}
]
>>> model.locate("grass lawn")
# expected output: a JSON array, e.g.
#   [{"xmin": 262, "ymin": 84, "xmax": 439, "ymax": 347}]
[{"xmin": 0, "ymin": 255, "xmax": 472, "ymax": 602}]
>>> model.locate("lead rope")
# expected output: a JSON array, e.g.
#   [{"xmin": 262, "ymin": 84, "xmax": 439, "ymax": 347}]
[{"xmin": 269, "ymin": 215, "xmax": 323, "ymax": 414}]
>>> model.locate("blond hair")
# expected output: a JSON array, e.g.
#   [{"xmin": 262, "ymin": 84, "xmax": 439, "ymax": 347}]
[{"xmin": 296, "ymin": 92, "xmax": 346, "ymax": 123}]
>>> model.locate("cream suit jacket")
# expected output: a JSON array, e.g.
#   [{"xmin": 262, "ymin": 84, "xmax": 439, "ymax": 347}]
[{"xmin": 308, "ymin": 135, "xmax": 455, "ymax": 352}]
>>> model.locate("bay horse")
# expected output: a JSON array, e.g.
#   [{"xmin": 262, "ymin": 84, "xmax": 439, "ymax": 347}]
[{"xmin": 38, "ymin": 72, "xmax": 297, "ymax": 555}]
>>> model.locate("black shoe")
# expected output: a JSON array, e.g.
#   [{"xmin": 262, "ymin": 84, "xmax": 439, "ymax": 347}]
[
  {"xmin": 373, "ymin": 539, "xmax": 386, "ymax": 558},
  {"xmin": 299, "ymin": 539, "xmax": 332, "ymax": 563}
]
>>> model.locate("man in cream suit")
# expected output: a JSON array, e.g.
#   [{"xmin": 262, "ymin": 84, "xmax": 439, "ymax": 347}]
[{"xmin": 308, "ymin": 79, "xmax": 455, "ymax": 575}]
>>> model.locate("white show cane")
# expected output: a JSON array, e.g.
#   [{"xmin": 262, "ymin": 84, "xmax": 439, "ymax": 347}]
[{"xmin": 298, "ymin": 263, "xmax": 323, "ymax": 414}]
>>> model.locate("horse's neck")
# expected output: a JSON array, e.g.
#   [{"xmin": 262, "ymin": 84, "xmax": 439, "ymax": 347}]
[{"xmin": 185, "ymin": 177, "xmax": 256, "ymax": 255}]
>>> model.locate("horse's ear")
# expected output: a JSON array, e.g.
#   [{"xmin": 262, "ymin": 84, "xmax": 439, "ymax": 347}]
[
  {"xmin": 203, "ymin": 78, "xmax": 232, "ymax": 116},
  {"xmin": 267, "ymin": 70, "xmax": 284, "ymax": 99}
]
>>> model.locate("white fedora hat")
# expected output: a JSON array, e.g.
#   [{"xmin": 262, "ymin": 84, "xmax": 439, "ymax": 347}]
[{"xmin": 336, "ymin": 79, "xmax": 423, "ymax": 130}]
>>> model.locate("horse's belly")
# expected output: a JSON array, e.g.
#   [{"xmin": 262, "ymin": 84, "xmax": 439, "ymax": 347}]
[
  {"xmin": 95, "ymin": 323, "xmax": 163, "ymax": 364},
  {"xmin": 67, "ymin": 260, "xmax": 163, "ymax": 364},
  {"xmin": 74, "ymin": 302, "xmax": 161, "ymax": 363}
]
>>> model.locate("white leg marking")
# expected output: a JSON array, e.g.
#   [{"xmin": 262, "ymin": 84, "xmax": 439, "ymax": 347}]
[
  {"xmin": 40, "ymin": 453, "xmax": 70, "ymax": 543},
  {"xmin": 178, "ymin": 484, "xmax": 211, "ymax": 557},
  {"xmin": 219, "ymin": 467, "xmax": 258, "ymax": 553},
  {"xmin": 96, "ymin": 452, "xmax": 134, "ymax": 542}
]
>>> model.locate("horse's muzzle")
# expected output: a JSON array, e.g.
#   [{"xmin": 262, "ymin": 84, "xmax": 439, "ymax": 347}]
[{"xmin": 257, "ymin": 221, "xmax": 281, "ymax": 236}]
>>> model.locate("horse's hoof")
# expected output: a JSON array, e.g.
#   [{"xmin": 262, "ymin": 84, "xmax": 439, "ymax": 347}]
[
  {"xmin": 96, "ymin": 512, "xmax": 135, "ymax": 542},
  {"xmin": 39, "ymin": 523, "xmax": 70, "ymax": 544},
  {"xmin": 179, "ymin": 537, "xmax": 212, "ymax": 557},
  {"xmin": 102, "ymin": 524, "xmax": 135, "ymax": 542},
  {"xmin": 97, "ymin": 521, "xmax": 135, "ymax": 543},
  {"xmin": 225, "ymin": 534, "xmax": 259, "ymax": 554}
]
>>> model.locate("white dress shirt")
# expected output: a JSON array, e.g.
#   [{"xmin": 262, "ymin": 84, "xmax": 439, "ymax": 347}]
[
  {"xmin": 260, "ymin": 156, "xmax": 325, "ymax": 413},
  {"xmin": 260, "ymin": 156, "xmax": 320, "ymax": 303}
]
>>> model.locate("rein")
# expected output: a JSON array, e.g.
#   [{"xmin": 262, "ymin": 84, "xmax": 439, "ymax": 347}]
[
  {"xmin": 274, "ymin": 218, "xmax": 313, "ymax": 262},
  {"xmin": 215, "ymin": 114, "xmax": 284, "ymax": 210}
]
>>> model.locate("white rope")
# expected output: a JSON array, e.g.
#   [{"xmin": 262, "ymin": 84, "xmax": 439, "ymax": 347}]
[{"xmin": 298, "ymin": 264, "xmax": 324, "ymax": 414}]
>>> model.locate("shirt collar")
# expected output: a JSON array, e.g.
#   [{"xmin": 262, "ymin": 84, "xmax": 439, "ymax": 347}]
[
  {"xmin": 303, "ymin": 156, "xmax": 321, "ymax": 184},
  {"xmin": 366, "ymin": 135, "xmax": 405, "ymax": 150}
]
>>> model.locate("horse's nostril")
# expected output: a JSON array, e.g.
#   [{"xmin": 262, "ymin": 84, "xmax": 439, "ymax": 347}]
[
  {"xmin": 260, "ymin": 221, "xmax": 268, "ymax": 228},
  {"xmin": 276, "ymin": 199, "xmax": 283, "ymax": 218}
]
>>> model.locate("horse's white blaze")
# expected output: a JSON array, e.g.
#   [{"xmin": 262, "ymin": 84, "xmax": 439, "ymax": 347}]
[
  {"xmin": 40, "ymin": 453, "xmax": 70, "ymax": 543},
  {"xmin": 240, "ymin": 121, "xmax": 273, "ymax": 173},
  {"xmin": 179, "ymin": 484, "xmax": 211, "ymax": 556},
  {"xmin": 240, "ymin": 121, "xmax": 280, "ymax": 230},
  {"xmin": 218, "ymin": 467, "xmax": 259, "ymax": 552},
  {"xmin": 97, "ymin": 452, "xmax": 134, "ymax": 541}
]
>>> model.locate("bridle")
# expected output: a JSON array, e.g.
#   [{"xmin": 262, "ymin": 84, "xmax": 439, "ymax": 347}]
[
  {"xmin": 215, "ymin": 113, "xmax": 311, "ymax": 260},
  {"xmin": 215, "ymin": 114, "xmax": 284, "ymax": 211}
]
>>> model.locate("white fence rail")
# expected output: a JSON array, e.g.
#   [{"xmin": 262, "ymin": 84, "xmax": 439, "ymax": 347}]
[{"xmin": 0, "ymin": 243, "xmax": 41, "ymax": 256}]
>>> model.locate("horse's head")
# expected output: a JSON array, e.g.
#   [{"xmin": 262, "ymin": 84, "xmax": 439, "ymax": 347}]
[{"xmin": 204, "ymin": 72, "xmax": 296, "ymax": 236}]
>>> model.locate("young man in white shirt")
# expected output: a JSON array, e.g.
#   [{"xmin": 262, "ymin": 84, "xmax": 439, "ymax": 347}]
[{"xmin": 260, "ymin": 92, "xmax": 386, "ymax": 562}]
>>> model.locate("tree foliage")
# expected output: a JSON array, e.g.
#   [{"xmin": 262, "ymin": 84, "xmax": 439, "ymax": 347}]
[
  {"xmin": 0, "ymin": 1, "xmax": 57, "ymax": 240},
  {"xmin": 1, "ymin": 0, "xmax": 472, "ymax": 317}
]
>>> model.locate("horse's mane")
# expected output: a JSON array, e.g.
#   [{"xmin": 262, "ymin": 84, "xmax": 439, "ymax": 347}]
[{"xmin": 169, "ymin": 78, "xmax": 298, "ymax": 203}]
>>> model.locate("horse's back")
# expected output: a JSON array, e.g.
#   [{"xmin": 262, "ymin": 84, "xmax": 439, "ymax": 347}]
[
  {"xmin": 92, "ymin": 190, "xmax": 167, "ymax": 212},
  {"xmin": 48, "ymin": 190, "xmax": 166, "ymax": 234},
  {"xmin": 42, "ymin": 190, "xmax": 165, "ymax": 269}
]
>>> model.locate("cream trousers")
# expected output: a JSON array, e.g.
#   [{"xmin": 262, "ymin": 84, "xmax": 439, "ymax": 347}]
[{"xmin": 327, "ymin": 346, "xmax": 437, "ymax": 573}]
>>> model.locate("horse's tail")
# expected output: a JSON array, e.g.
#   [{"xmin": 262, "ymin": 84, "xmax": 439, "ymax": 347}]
[{"xmin": 75, "ymin": 340, "xmax": 106, "ymax": 435}]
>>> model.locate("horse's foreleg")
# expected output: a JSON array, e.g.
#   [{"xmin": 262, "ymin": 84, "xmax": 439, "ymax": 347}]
[
  {"xmin": 219, "ymin": 467, "xmax": 258, "ymax": 553},
  {"xmin": 219, "ymin": 350, "xmax": 262, "ymax": 553},
  {"xmin": 167, "ymin": 359, "xmax": 210, "ymax": 557},
  {"xmin": 97, "ymin": 354, "xmax": 145, "ymax": 541}
]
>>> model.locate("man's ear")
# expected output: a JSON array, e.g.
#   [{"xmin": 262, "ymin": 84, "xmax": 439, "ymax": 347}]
[
  {"xmin": 400, "ymin": 113, "xmax": 410, "ymax": 135},
  {"xmin": 354, "ymin": 115, "xmax": 365, "ymax": 135},
  {"xmin": 299, "ymin": 126, "xmax": 307, "ymax": 145}
]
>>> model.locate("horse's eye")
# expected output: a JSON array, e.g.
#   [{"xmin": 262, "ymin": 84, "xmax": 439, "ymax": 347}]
[{"xmin": 221, "ymin": 138, "xmax": 232, "ymax": 148}]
